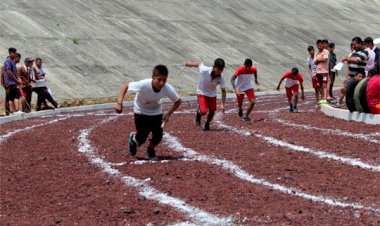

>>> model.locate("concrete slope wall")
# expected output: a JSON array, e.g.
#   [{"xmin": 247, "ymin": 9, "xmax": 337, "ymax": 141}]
[{"xmin": 1, "ymin": 0, "xmax": 379, "ymax": 100}]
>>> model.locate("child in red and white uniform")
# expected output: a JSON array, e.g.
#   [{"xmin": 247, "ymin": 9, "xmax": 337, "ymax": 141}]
[
  {"xmin": 185, "ymin": 58, "xmax": 226, "ymax": 131},
  {"xmin": 276, "ymin": 68, "xmax": 305, "ymax": 112},
  {"xmin": 231, "ymin": 58, "xmax": 259, "ymax": 121},
  {"xmin": 115, "ymin": 65, "xmax": 182, "ymax": 161}
]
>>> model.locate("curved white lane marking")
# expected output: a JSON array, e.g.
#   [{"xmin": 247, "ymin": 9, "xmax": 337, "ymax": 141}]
[
  {"xmin": 77, "ymin": 116, "xmax": 234, "ymax": 226},
  {"xmin": 214, "ymin": 113, "xmax": 380, "ymax": 172},
  {"xmin": 163, "ymin": 133, "xmax": 380, "ymax": 213}
]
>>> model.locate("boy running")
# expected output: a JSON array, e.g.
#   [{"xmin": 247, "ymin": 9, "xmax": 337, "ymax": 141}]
[
  {"xmin": 115, "ymin": 65, "xmax": 182, "ymax": 161},
  {"xmin": 185, "ymin": 58, "xmax": 226, "ymax": 131},
  {"xmin": 276, "ymin": 68, "xmax": 305, "ymax": 112},
  {"xmin": 231, "ymin": 58, "xmax": 259, "ymax": 121}
]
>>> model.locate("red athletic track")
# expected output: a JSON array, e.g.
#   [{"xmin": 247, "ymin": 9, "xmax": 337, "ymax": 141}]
[{"xmin": 1, "ymin": 93, "xmax": 379, "ymax": 225}]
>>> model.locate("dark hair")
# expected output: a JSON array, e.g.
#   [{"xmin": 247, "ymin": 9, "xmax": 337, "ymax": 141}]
[
  {"xmin": 328, "ymin": 43, "xmax": 335, "ymax": 48},
  {"xmin": 8, "ymin": 47, "xmax": 17, "ymax": 53},
  {"xmin": 213, "ymin": 58, "xmax": 225, "ymax": 68},
  {"xmin": 368, "ymin": 68, "xmax": 378, "ymax": 77},
  {"xmin": 35, "ymin": 57, "xmax": 42, "ymax": 61},
  {"xmin": 152, "ymin": 65, "xmax": 168, "ymax": 77},
  {"xmin": 316, "ymin": 39, "xmax": 323, "ymax": 45},
  {"xmin": 307, "ymin": 45, "xmax": 314, "ymax": 51},
  {"xmin": 322, "ymin": 39, "xmax": 329, "ymax": 44},
  {"xmin": 16, "ymin": 53, "xmax": 21, "ymax": 58},
  {"xmin": 244, "ymin": 58, "xmax": 252, "ymax": 67},
  {"xmin": 352, "ymin": 37, "xmax": 363, "ymax": 44},
  {"xmin": 364, "ymin": 37, "xmax": 373, "ymax": 45},
  {"xmin": 291, "ymin": 67, "xmax": 299, "ymax": 75}
]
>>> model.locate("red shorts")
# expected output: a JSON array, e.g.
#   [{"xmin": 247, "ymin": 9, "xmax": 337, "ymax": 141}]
[
  {"xmin": 316, "ymin": 73, "xmax": 328, "ymax": 84},
  {"xmin": 236, "ymin": 89, "xmax": 255, "ymax": 107},
  {"xmin": 285, "ymin": 85, "xmax": 299, "ymax": 99},
  {"xmin": 198, "ymin": 94, "xmax": 217, "ymax": 112},
  {"xmin": 312, "ymin": 77, "xmax": 319, "ymax": 89}
]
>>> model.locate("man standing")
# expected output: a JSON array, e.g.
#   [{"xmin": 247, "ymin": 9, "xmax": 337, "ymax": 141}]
[
  {"xmin": 314, "ymin": 40, "xmax": 329, "ymax": 104},
  {"xmin": 185, "ymin": 58, "xmax": 226, "ymax": 131},
  {"xmin": 19, "ymin": 57, "xmax": 34, "ymax": 112},
  {"xmin": 231, "ymin": 58, "xmax": 259, "ymax": 121},
  {"xmin": 3, "ymin": 48, "xmax": 23, "ymax": 114}
]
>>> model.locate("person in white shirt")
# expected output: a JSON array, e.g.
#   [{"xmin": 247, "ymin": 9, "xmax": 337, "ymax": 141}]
[
  {"xmin": 184, "ymin": 58, "xmax": 226, "ymax": 131},
  {"xmin": 231, "ymin": 58, "xmax": 259, "ymax": 122},
  {"xmin": 115, "ymin": 65, "xmax": 182, "ymax": 161}
]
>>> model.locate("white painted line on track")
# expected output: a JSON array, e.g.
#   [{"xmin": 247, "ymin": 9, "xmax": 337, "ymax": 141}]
[
  {"xmin": 77, "ymin": 116, "xmax": 234, "ymax": 226},
  {"xmin": 272, "ymin": 118, "xmax": 380, "ymax": 144},
  {"xmin": 214, "ymin": 113, "xmax": 380, "ymax": 172},
  {"xmin": 163, "ymin": 133, "xmax": 380, "ymax": 213}
]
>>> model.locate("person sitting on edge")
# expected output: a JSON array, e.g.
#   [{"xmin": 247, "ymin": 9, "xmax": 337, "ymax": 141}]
[
  {"xmin": 276, "ymin": 67, "xmax": 305, "ymax": 113},
  {"xmin": 184, "ymin": 58, "xmax": 226, "ymax": 131},
  {"xmin": 115, "ymin": 65, "xmax": 182, "ymax": 161}
]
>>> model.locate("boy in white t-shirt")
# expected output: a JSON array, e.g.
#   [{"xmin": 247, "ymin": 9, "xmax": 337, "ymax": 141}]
[
  {"xmin": 276, "ymin": 68, "xmax": 305, "ymax": 112},
  {"xmin": 115, "ymin": 65, "xmax": 182, "ymax": 161},
  {"xmin": 184, "ymin": 58, "xmax": 226, "ymax": 131}
]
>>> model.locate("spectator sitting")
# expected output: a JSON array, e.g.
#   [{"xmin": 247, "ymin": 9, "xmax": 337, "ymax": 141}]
[{"xmin": 345, "ymin": 72, "xmax": 364, "ymax": 112}]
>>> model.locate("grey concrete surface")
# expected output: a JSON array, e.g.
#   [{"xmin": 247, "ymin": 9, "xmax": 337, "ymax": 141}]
[{"xmin": 1, "ymin": 0, "xmax": 379, "ymax": 101}]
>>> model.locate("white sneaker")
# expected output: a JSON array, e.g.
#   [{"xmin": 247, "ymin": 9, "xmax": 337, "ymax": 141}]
[{"xmin": 13, "ymin": 110, "xmax": 24, "ymax": 115}]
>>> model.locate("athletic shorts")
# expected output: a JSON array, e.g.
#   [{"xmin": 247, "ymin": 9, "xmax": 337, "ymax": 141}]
[
  {"xmin": 134, "ymin": 113, "xmax": 163, "ymax": 146},
  {"xmin": 236, "ymin": 88, "xmax": 255, "ymax": 106},
  {"xmin": 312, "ymin": 77, "xmax": 319, "ymax": 89},
  {"xmin": 8, "ymin": 84, "xmax": 20, "ymax": 101},
  {"xmin": 285, "ymin": 85, "xmax": 299, "ymax": 99},
  {"xmin": 316, "ymin": 73, "xmax": 328, "ymax": 84},
  {"xmin": 198, "ymin": 94, "xmax": 217, "ymax": 112}
]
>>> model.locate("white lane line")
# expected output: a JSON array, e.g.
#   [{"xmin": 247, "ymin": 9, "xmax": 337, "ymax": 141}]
[
  {"xmin": 272, "ymin": 118, "xmax": 380, "ymax": 144},
  {"xmin": 78, "ymin": 117, "xmax": 234, "ymax": 226},
  {"xmin": 214, "ymin": 113, "xmax": 380, "ymax": 172},
  {"xmin": 0, "ymin": 116, "xmax": 71, "ymax": 142},
  {"xmin": 163, "ymin": 133, "xmax": 380, "ymax": 213}
]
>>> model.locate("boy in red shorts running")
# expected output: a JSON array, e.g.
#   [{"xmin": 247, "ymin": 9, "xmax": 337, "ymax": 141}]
[
  {"xmin": 276, "ymin": 68, "xmax": 305, "ymax": 112},
  {"xmin": 115, "ymin": 65, "xmax": 182, "ymax": 161},
  {"xmin": 185, "ymin": 58, "xmax": 226, "ymax": 131},
  {"xmin": 231, "ymin": 58, "xmax": 259, "ymax": 121}
]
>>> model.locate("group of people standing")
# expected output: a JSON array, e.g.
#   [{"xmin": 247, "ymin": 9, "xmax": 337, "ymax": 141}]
[
  {"xmin": 1, "ymin": 47, "xmax": 60, "ymax": 115},
  {"xmin": 306, "ymin": 37, "xmax": 380, "ymax": 114}
]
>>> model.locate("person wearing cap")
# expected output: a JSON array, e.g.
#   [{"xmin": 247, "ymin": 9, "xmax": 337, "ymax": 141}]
[
  {"xmin": 185, "ymin": 58, "xmax": 227, "ymax": 131},
  {"xmin": 231, "ymin": 58, "xmax": 259, "ymax": 122},
  {"xmin": 276, "ymin": 67, "xmax": 305, "ymax": 113},
  {"xmin": 18, "ymin": 57, "xmax": 34, "ymax": 112}
]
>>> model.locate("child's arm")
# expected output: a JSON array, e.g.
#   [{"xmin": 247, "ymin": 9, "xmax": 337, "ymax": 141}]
[
  {"xmin": 163, "ymin": 98, "xmax": 182, "ymax": 124},
  {"xmin": 276, "ymin": 78, "xmax": 284, "ymax": 90},
  {"xmin": 230, "ymin": 76, "xmax": 240, "ymax": 95},
  {"xmin": 221, "ymin": 88, "xmax": 226, "ymax": 113},
  {"xmin": 184, "ymin": 61, "xmax": 200, "ymax": 68},
  {"xmin": 254, "ymin": 70, "xmax": 259, "ymax": 85},
  {"xmin": 115, "ymin": 83, "xmax": 129, "ymax": 113},
  {"xmin": 300, "ymin": 82, "xmax": 305, "ymax": 100}
]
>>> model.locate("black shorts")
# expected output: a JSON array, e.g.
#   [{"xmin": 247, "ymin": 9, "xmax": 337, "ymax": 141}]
[
  {"xmin": 8, "ymin": 84, "xmax": 20, "ymax": 101},
  {"xmin": 134, "ymin": 113, "xmax": 163, "ymax": 146}
]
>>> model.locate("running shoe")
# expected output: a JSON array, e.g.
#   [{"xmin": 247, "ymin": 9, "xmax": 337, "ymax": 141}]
[
  {"xmin": 243, "ymin": 116, "xmax": 252, "ymax": 122},
  {"xmin": 146, "ymin": 147, "xmax": 158, "ymax": 161},
  {"xmin": 292, "ymin": 106, "xmax": 299, "ymax": 113},
  {"xmin": 238, "ymin": 108, "xmax": 243, "ymax": 117},
  {"xmin": 203, "ymin": 122, "xmax": 210, "ymax": 131},
  {"xmin": 129, "ymin": 132, "xmax": 137, "ymax": 156},
  {"xmin": 195, "ymin": 110, "xmax": 201, "ymax": 126},
  {"xmin": 318, "ymin": 99, "xmax": 328, "ymax": 104},
  {"xmin": 289, "ymin": 104, "xmax": 294, "ymax": 112}
]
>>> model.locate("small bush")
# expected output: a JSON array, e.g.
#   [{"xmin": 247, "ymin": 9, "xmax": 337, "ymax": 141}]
[{"xmin": 72, "ymin": 37, "xmax": 79, "ymax": 45}]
